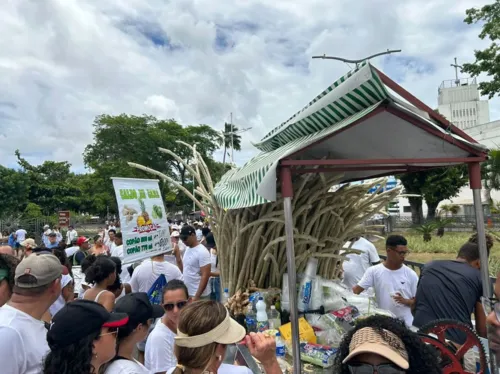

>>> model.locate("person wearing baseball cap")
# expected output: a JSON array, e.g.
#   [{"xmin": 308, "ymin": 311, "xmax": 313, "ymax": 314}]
[
  {"xmin": 104, "ymin": 293, "xmax": 164, "ymax": 374},
  {"xmin": 0, "ymin": 253, "xmax": 63, "ymax": 374},
  {"xmin": 44, "ymin": 299, "xmax": 129, "ymax": 374},
  {"xmin": 20, "ymin": 238, "xmax": 37, "ymax": 259},
  {"xmin": 335, "ymin": 315, "xmax": 441, "ymax": 374},
  {"xmin": 179, "ymin": 225, "xmax": 211, "ymax": 301},
  {"xmin": 0, "ymin": 253, "xmax": 20, "ymax": 307},
  {"xmin": 73, "ymin": 236, "xmax": 90, "ymax": 265}
]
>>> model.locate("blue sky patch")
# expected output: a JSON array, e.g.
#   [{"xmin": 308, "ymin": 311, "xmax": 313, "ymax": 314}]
[
  {"xmin": 118, "ymin": 19, "xmax": 182, "ymax": 51},
  {"xmin": 383, "ymin": 55, "xmax": 436, "ymax": 82}
]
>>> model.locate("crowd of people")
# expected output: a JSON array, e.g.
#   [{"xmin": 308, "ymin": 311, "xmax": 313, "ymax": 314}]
[{"xmin": 1, "ymin": 220, "xmax": 500, "ymax": 373}]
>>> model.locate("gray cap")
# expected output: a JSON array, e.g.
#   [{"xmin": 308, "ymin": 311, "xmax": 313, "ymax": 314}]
[{"xmin": 15, "ymin": 254, "xmax": 63, "ymax": 288}]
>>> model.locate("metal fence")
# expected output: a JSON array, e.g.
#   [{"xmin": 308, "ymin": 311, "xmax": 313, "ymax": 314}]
[{"xmin": 388, "ymin": 214, "xmax": 500, "ymax": 232}]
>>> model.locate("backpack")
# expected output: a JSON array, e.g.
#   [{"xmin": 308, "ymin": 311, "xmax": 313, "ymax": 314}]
[{"xmin": 147, "ymin": 274, "xmax": 168, "ymax": 305}]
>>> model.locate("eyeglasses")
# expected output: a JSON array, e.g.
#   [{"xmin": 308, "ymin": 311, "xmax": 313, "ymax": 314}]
[
  {"xmin": 348, "ymin": 363, "xmax": 405, "ymax": 374},
  {"xmin": 164, "ymin": 300, "xmax": 188, "ymax": 312},
  {"xmin": 481, "ymin": 297, "xmax": 500, "ymax": 321},
  {"xmin": 100, "ymin": 327, "xmax": 119, "ymax": 337},
  {"xmin": 391, "ymin": 248, "xmax": 410, "ymax": 257}
]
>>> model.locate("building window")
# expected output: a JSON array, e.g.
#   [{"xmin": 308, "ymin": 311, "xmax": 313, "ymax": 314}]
[
  {"xmin": 473, "ymin": 108, "xmax": 476, "ymax": 115},
  {"xmin": 403, "ymin": 206, "xmax": 411, "ymax": 213}
]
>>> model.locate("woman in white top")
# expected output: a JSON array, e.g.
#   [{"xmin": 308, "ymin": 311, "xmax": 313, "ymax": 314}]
[
  {"xmin": 168, "ymin": 301, "xmax": 282, "ymax": 374},
  {"xmin": 104, "ymin": 292, "xmax": 164, "ymax": 374},
  {"xmin": 82, "ymin": 255, "xmax": 117, "ymax": 311}
]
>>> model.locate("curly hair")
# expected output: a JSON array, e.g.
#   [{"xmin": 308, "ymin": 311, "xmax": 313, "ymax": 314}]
[
  {"xmin": 43, "ymin": 330, "xmax": 100, "ymax": 374},
  {"xmin": 468, "ymin": 232, "xmax": 494, "ymax": 251},
  {"xmin": 334, "ymin": 315, "xmax": 441, "ymax": 374},
  {"xmin": 84, "ymin": 255, "xmax": 116, "ymax": 285},
  {"xmin": 0, "ymin": 254, "xmax": 20, "ymax": 292}
]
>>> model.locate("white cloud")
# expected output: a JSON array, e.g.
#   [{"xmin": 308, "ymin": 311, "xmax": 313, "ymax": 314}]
[{"xmin": 0, "ymin": 0, "xmax": 497, "ymax": 170}]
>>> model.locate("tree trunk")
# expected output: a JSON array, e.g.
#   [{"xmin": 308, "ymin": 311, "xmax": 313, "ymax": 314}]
[
  {"xmin": 426, "ymin": 201, "xmax": 439, "ymax": 220},
  {"xmin": 409, "ymin": 198, "xmax": 423, "ymax": 224}
]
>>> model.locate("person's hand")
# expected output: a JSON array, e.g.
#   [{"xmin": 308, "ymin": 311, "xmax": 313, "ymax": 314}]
[
  {"xmin": 245, "ymin": 332, "xmax": 277, "ymax": 366},
  {"xmin": 173, "ymin": 243, "xmax": 180, "ymax": 256},
  {"xmin": 392, "ymin": 293, "xmax": 411, "ymax": 306},
  {"xmin": 487, "ymin": 311, "xmax": 500, "ymax": 357}
]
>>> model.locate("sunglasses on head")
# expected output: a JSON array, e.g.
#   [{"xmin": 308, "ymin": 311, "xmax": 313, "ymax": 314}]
[
  {"xmin": 100, "ymin": 326, "xmax": 119, "ymax": 337},
  {"xmin": 348, "ymin": 363, "xmax": 405, "ymax": 374},
  {"xmin": 164, "ymin": 300, "xmax": 188, "ymax": 311}
]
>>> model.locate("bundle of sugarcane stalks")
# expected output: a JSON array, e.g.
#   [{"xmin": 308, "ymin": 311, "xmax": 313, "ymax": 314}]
[{"xmin": 129, "ymin": 142, "xmax": 400, "ymax": 295}]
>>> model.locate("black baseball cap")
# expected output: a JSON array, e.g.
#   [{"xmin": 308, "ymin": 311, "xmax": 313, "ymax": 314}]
[
  {"xmin": 48, "ymin": 232, "xmax": 57, "ymax": 237},
  {"xmin": 180, "ymin": 225, "xmax": 196, "ymax": 238},
  {"xmin": 205, "ymin": 232, "xmax": 216, "ymax": 249},
  {"xmin": 47, "ymin": 300, "xmax": 129, "ymax": 349},
  {"xmin": 114, "ymin": 292, "xmax": 164, "ymax": 325}
]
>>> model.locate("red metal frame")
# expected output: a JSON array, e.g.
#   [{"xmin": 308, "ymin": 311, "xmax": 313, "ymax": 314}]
[
  {"xmin": 281, "ymin": 157, "xmax": 486, "ymax": 167},
  {"xmin": 293, "ymin": 166, "xmax": 434, "ymax": 174},
  {"xmin": 373, "ymin": 67, "xmax": 480, "ymax": 145}
]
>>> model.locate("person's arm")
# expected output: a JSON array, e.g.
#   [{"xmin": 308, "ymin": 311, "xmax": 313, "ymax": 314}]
[
  {"xmin": 393, "ymin": 269, "xmax": 418, "ymax": 309},
  {"xmin": 475, "ymin": 301, "xmax": 488, "ymax": 338},
  {"xmin": 353, "ymin": 267, "xmax": 374, "ymax": 294},
  {"xmin": 130, "ymin": 268, "xmax": 140, "ymax": 292},
  {"xmin": 174, "ymin": 244, "xmax": 183, "ymax": 272},
  {"xmin": 194, "ymin": 264, "xmax": 211, "ymax": 300},
  {"xmin": 100, "ymin": 292, "xmax": 116, "ymax": 312},
  {"xmin": 368, "ymin": 244, "xmax": 381, "ymax": 265}
]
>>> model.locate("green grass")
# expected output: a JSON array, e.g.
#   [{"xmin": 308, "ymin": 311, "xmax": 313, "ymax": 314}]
[{"xmin": 373, "ymin": 232, "xmax": 500, "ymax": 277}]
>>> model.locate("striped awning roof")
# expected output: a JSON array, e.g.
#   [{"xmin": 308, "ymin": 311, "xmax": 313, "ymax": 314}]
[{"xmin": 214, "ymin": 62, "xmax": 486, "ymax": 210}]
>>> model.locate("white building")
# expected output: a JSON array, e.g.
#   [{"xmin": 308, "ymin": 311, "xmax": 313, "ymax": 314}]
[
  {"xmin": 466, "ymin": 120, "xmax": 500, "ymax": 149},
  {"xmin": 437, "ymin": 77, "xmax": 490, "ymax": 129}
]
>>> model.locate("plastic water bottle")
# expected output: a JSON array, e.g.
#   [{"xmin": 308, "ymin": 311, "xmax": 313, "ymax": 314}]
[
  {"xmin": 256, "ymin": 297, "xmax": 269, "ymax": 332},
  {"xmin": 275, "ymin": 332, "xmax": 286, "ymax": 358},
  {"xmin": 222, "ymin": 288, "xmax": 230, "ymax": 304},
  {"xmin": 297, "ymin": 258, "xmax": 318, "ymax": 312},
  {"xmin": 245, "ymin": 305, "xmax": 257, "ymax": 333},
  {"xmin": 268, "ymin": 305, "xmax": 281, "ymax": 329}
]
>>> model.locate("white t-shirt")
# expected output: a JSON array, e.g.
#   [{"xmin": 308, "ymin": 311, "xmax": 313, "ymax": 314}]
[
  {"xmin": 111, "ymin": 244, "xmax": 123, "ymax": 258},
  {"xmin": 65, "ymin": 245, "xmax": 80, "ymax": 258},
  {"xmin": 183, "ymin": 244, "xmax": 211, "ymax": 297},
  {"xmin": 342, "ymin": 237, "xmax": 380, "ymax": 289},
  {"xmin": 130, "ymin": 259, "xmax": 183, "ymax": 293},
  {"xmin": 195, "ymin": 229, "xmax": 203, "ymax": 242},
  {"xmin": 167, "ymin": 364, "xmax": 252, "ymax": 374},
  {"xmin": 0, "ymin": 304, "xmax": 50, "ymax": 374},
  {"xmin": 145, "ymin": 320, "xmax": 177, "ymax": 372},
  {"xmin": 15, "ymin": 229, "xmax": 27, "ymax": 242},
  {"xmin": 66, "ymin": 229, "xmax": 78, "ymax": 245},
  {"xmin": 210, "ymin": 250, "xmax": 218, "ymax": 274},
  {"xmin": 105, "ymin": 358, "xmax": 151, "ymax": 374},
  {"xmin": 358, "ymin": 264, "xmax": 418, "ymax": 326}
]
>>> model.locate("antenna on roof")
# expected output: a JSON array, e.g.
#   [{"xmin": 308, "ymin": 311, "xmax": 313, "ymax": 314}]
[
  {"xmin": 450, "ymin": 57, "xmax": 462, "ymax": 86},
  {"xmin": 312, "ymin": 49, "xmax": 402, "ymax": 68}
]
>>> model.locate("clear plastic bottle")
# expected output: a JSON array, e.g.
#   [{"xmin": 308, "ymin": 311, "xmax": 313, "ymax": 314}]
[
  {"xmin": 222, "ymin": 288, "xmax": 230, "ymax": 304},
  {"xmin": 256, "ymin": 297, "xmax": 269, "ymax": 332},
  {"xmin": 268, "ymin": 305, "xmax": 281, "ymax": 329},
  {"xmin": 297, "ymin": 258, "xmax": 318, "ymax": 312},
  {"xmin": 275, "ymin": 331, "xmax": 286, "ymax": 358},
  {"xmin": 245, "ymin": 304, "xmax": 257, "ymax": 333}
]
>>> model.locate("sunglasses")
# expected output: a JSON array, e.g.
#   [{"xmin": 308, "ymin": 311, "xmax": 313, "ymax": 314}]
[
  {"xmin": 348, "ymin": 363, "xmax": 405, "ymax": 374},
  {"xmin": 164, "ymin": 300, "xmax": 188, "ymax": 311}
]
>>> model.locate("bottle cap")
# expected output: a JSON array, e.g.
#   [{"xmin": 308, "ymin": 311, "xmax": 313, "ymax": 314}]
[
  {"xmin": 258, "ymin": 296, "xmax": 263, "ymax": 300},
  {"xmin": 276, "ymin": 332, "xmax": 281, "ymax": 337},
  {"xmin": 224, "ymin": 288, "xmax": 228, "ymax": 292},
  {"xmin": 271, "ymin": 305, "xmax": 276, "ymax": 310}
]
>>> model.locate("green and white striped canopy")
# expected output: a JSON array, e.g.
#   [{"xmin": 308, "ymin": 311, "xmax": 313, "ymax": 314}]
[{"xmin": 213, "ymin": 62, "xmax": 483, "ymax": 210}]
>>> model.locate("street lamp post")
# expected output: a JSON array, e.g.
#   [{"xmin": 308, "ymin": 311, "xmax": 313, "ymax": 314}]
[{"xmin": 312, "ymin": 49, "xmax": 402, "ymax": 67}]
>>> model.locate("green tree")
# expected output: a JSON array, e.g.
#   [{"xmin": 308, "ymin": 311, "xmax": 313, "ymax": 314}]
[
  {"xmin": 0, "ymin": 166, "xmax": 29, "ymax": 217},
  {"xmin": 399, "ymin": 166, "xmax": 469, "ymax": 223},
  {"xmin": 83, "ymin": 114, "xmax": 224, "ymax": 211},
  {"xmin": 23, "ymin": 202, "xmax": 43, "ymax": 219},
  {"xmin": 221, "ymin": 122, "xmax": 242, "ymax": 164},
  {"xmin": 462, "ymin": 1, "xmax": 500, "ymax": 98},
  {"xmin": 15, "ymin": 150, "xmax": 84, "ymax": 215}
]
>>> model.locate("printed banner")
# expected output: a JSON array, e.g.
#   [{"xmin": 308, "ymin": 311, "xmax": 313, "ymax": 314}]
[{"xmin": 112, "ymin": 177, "xmax": 171, "ymax": 263}]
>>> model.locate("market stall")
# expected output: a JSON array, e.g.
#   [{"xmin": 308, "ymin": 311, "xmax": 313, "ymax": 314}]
[{"xmin": 212, "ymin": 61, "xmax": 491, "ymax": 373}]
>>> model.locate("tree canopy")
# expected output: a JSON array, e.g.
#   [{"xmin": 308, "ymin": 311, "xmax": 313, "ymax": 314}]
[
  {"xmin": 399, "ymin": 166, "xmax": 469, "ymax": 223},
  {"xmin": 462, "ymin": 1, "xmax": 500, "ymax": 98}
]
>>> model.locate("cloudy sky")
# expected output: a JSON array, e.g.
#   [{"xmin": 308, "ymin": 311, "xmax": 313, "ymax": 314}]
[{"xmin": 0, "ymin": 0, "xmax": 497, "ymax": 172}]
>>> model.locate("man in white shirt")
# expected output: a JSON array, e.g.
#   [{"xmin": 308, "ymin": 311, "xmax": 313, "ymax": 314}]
[
  {"xmin": 179, "ymin": 225, "xmax": 211, "ymax": 301},
  {"xmin": 129, "ymin": 252, "xmax": 183, "ymax": 294},
  {"xmin": 105, "ymin": 229, "xmax": 117, "ymax": 253},
  {"xmin": 146, "ymin": 280, "xmax": 190, "ymax": 373},
  {"xmin": 65, "ymin": 225, "xmax": 78, "ymax": 245},
  {"xmin": 342, "ymin": 236, "xmax": 380, "ymax": 289},
  {"xmin": 110, "ymin": 233, "xmax": 131, "ymax": 283},
  {"xmin": 194, "ymin": 222, "xmax": 203, "ymax": 242},
  {"xmin": 353, "ymin": 235, "xmax": 418, "ymax": 326},
  {"xmin": 0, "ymin": 253, "xmax": 63, "ymax": 374},
  {"xmin": 15, "ymin": 228, "xmax": 27, "ymax": 245}
]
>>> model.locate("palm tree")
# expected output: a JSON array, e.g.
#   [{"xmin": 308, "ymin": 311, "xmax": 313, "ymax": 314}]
[{"xmin": 222, "ymin": 122, "xmax": 242, "ymax": 164}]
